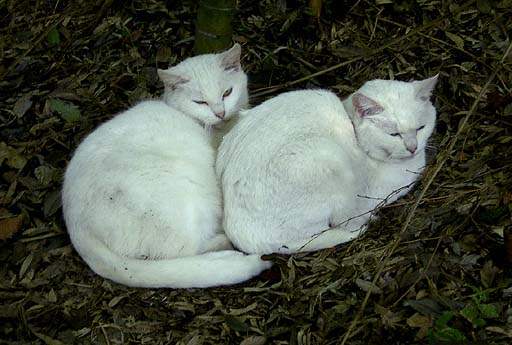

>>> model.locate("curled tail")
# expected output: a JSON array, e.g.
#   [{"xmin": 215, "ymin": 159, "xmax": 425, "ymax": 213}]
[{"xmin": 76, "ymin": 239, "xmax": 272, "ymax": 288}]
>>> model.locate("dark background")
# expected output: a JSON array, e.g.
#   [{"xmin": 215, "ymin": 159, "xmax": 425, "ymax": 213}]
[{"xmin": 1, "ymin": 0, "xmax": 511, "ymax": 344}]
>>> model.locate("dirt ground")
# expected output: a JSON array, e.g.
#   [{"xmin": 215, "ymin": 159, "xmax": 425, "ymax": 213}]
[{"xmin": 1, "ymin": 0, "xmax": 511, "ymax": 344}]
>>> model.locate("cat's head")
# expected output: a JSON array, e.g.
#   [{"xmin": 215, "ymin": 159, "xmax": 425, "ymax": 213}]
[
  {"xmin": 158, "ymin": 44, "xmax": 248, "ymax": 126},
  {"xmin": 347, "ymin": 75, "xmax": 438, "ymax": 162}
]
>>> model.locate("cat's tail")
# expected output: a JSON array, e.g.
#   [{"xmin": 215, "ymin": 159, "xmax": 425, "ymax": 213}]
[{"xmin": 78, "ymin": 240, "xmax": 271, "ymax": 288}]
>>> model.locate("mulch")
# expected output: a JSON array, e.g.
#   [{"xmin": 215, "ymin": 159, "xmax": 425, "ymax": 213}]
[{"xmin": 1, "ymin": 0, "xmax": 511, "ymax": 344}]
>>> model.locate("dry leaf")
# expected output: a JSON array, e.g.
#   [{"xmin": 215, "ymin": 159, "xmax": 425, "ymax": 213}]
[
  {"xmin": 13, "ymin": 93, "xmax": 33, "ymax": 117},
  {"xmin": 407, "ymin": 313, "xmax": 433, "ymax": 340},
  {"xmin": 355, "ymin": 278, "xmax": 382, "ymax": 294},
  {"xmin": 241, "ymin": 336, "xmax": 267, "ymax": 345},
  {"xmin": 0, "ymin": 142, "xmax": 27, "ymax": 170},
  {"xmin": 0, "ymin": 215, "xmax": 23, "ymax": 240}
]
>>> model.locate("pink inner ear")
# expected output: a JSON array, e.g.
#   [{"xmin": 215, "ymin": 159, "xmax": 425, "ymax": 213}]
[
  {"xmin": 221, "ymin": 44, "xmax": 242, "ymax": 72},
  {"xmin": 414, "ymin": 74, "xmax": 439, "ymax": 101},
  {"xmin": 352, "ymin": 93, "xmax": 384, "ymax": 117},
  {"xmin": 223, "ymin": 61, "xmax": 240, "ymax": 72}
]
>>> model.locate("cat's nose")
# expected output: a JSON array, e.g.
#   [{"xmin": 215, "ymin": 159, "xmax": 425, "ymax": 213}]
[
  {"xmin": 215, "ymin": 111, "xmax": 225, "ymax": 119},
  {"xmin": 406, "ymin": 144, "xmax": 417, "ymax": 154}
]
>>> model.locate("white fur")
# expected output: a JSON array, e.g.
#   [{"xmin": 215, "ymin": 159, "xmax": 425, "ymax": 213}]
[
  {"xmin": 62, "ymin": 45, "xmax": 270, "ymax": 288},
  {"xmin": 217, "ymin": 76, "xmax": 438, "ymax": 255},
  {"xmin": 158, "ymin": 45, "xmax": 248, "ymax": 127}
]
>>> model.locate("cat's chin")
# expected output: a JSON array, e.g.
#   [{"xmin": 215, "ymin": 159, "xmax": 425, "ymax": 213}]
[
  {"xmin": 201, "ymin": 119, "xmax": 223, "ymax": 128},
  {"xmin": 213, "ymin": 118, "xmax": 232, "ymax": 129},
  {"xmin": 368, "ymin": 150, "xmax": 417, "ymax": 162},
  {"xmin": 395, "ymin": 151, "xmax": 422, "ymax": 162}
]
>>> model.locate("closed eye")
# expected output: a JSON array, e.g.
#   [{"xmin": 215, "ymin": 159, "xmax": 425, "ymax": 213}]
[
  {"xmin": 193, "ymin": 100, "xmax": 208, "ymax": 105},
  {"xmin": 390, "ymin": 133, "xmax": 402, "ymax": 137},
  {"xmin": 223, "ymin": 88, "xmax": 233, "ymax": 99},
  {"xmin": 416, "ymin": 125, "xmax": 425, "ymax": 131}
]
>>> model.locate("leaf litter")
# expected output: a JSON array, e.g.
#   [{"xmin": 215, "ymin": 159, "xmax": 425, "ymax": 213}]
[{"xmin": 1, "ymin": 0, "xmax": 512, "ymax": 344}]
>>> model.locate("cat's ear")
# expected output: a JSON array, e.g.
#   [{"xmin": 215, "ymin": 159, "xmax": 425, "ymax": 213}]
[
  {"xmin": 352, "ymin": 93, "xmax": 384, "ymax": 118},
  {"xmin": 412, "ymin": 74, "xmax": 438, "ymax": 101},
  {"xmin": 157, "ymin": 69, "xmax": 189, "ymax": 90},
  {"xmin": 220, "ymin": 43, "xmax": 242, "ymax": 72}
]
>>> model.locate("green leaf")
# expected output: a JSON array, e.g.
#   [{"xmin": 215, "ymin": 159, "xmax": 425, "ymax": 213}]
[
  {"xmin": 435, "ymin": 327, "xmax": 467, "ymax": 341},
  {"xmin": 473, "ymin": 317, "xmax": 486, "ymax": 327},
  {"xmin": 43, "ymin": 190, "xmax": 62, "ymax": 217},
  {"xmin": 48, "ymin": 98, "xmax": 80, "ymax": 122},
  {"xmin": 460, "ymin": 305, "xmax": 479, "ymax": 322},
  {"xmin": 435, "ymin": 311, "xmax": 455, "ymax": 327},
  {"xmin": 224, "ymin": 315, "xmax": 250, "ymax": 332},
  {"xmin": 35, "ymin": 165, "xmax": 57, "ymax": 185},
  {"xmin": 47, "ymin": 27, "xmax": 60, "ymax": 45},
  {"xmin": 476, "ymin": 0, "xmax": 492, "ymax": 14},
  {"xmin": 445, "ymin": 32, "xmax": 464, "ymax": 49},
  {"xmin": 478, "ymin": 304, "xmax": 498, "ymax": 319}
]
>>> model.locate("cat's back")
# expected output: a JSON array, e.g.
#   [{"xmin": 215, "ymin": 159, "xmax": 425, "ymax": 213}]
[
  {"xmin": 217, "ymin": 89, "xmax": 353, "ymax": 175},
  {"xmin": 65, "ymin": 99, "xmax": 215, "ymax": 203},
  {"xmin": 240, "ymin": 89, "xmax": 344, "ymax": 129},
  {"xmin": 76, "ymin": 100, "xmax": 209, "ymax": 157}
]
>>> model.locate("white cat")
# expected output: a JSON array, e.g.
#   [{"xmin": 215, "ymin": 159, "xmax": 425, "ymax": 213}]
[
  {"xmin": 217, "ymin": 76, "xmax": 438, "ymax": 254},
  {"xmin": 62, "ymin": 44, "xmax": 271, "ymax": 288}
]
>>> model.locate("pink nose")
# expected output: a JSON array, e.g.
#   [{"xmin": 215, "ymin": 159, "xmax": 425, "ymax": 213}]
[
  {"xmin": 407, "ymin": 145, "xmax": 417, "ymax": 154},
  {"xmin": 215, "ymin": 111, "xmax": 225, "ymax": 119}
]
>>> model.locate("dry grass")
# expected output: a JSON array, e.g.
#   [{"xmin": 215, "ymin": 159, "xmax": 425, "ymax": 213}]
[{"xmin": 1, "ymin": 0, "xmax": 511, "ymax": 344}]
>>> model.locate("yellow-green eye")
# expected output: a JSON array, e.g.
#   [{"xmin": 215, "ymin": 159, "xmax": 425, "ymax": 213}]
[{"xmin": 223, "ymin": 88, "xmax": 233, "ymax": 98}]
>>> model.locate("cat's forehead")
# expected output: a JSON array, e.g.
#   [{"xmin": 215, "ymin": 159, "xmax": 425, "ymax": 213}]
[
  {"xmin": 174, "ymin": 56, "xmax": 234, "ymax": 94},
  {"xmin": 175, "ymin": 55, "xmax": 225, "ymax": 79},
  {"xmin": 380, "ymin": 102, "xmax": 424, "ymax": 128},
  {"xmin": 361, "ymin": 80, "xmax": 434, "ymax": 129},
  {"xmin": 362, "ymin": 79, "xmax": 416, "ymax": 102},
  {"xmin": 187, "ymin": 74, "xmax": 232, "ymax": 100}
]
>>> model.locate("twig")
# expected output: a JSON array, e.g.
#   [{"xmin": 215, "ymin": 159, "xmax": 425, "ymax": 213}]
[
  {"xmin": 339, "ymin": 39, "xmax": 512, "ymax": 345},
  {"xmin": 391, "ymin": 200, "xmax": 481, "ymax": 308},
  {"xmin": 86, "ymin": 0, "xmax": 116, "ymax": 34},
  {"xmin": 0, "ymin": 18, "xmax": 65, "ymax": 80},
  {"xmin": 99, "ymin": 324, "xmax": 111, "ymax": 345},
  {"xmin": 251, "ymin": 0, "xmax": 478, "ymax": 99},
  {"xmin": 251, "ymin": 56, "xmax": 361, "ymax": 98}
]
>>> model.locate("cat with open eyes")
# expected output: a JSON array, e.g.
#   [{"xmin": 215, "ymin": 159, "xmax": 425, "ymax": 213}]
[
  {"xmin": 62, "ymin": 44, "xmax": 270, "ymax": 288},
  {"xmin": 217, "ymin": 75, "xmax": 438, "ymax": 254}
]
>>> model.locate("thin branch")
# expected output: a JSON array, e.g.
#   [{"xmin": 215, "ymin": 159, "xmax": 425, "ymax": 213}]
[{"xmin": 252, "ymin": 1, "xmax": 478, "ymax": 98}]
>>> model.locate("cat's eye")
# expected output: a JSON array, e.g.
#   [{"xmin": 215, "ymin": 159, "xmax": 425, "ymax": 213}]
[
  {"xmin": 390, "ymin": 133, "xmax": 402, "ymax": 137},
  {"xmin": 416, "ymin": 125, "xmax": 425, "ymax": 131},
  {"xmin": 193, "ymin": 100, "xmax": 208, "ymax": 105},
  {"xmin": 223, "ymin": 88, "xmax": 233, "ymax": 98}
]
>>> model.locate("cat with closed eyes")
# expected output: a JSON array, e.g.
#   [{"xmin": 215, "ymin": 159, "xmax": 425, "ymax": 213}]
[
  {"xmin": 62, "ymin": 44, "xmax": 271, "ymax": 288},
  {"xmin": 217, "ymin": 75, "xmax": 438, "ymax": 254}
]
